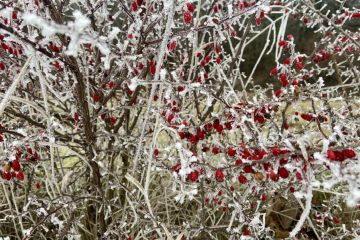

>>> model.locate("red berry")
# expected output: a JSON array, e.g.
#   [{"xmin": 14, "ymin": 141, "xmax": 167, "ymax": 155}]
[
  {"xmin": 186, "ymin": 2, "xmax": 195, "ymax": 12},
  {"xmin": 167, "ymin": 113, "xmax": 174, "ymax": 123},
  {"xmin": 0, "ymin": 62, "xmax": 5, "ymax": 70},
  {"xmin": 225, "ymin": 121, "xmax": 232, "ymax": 130},
  {"xmin": 243, "ymin": 227, "xmax": 249, "ymax": 235},
  {"xmin": 333, "ymin": 216, "xmax": 341, "ymax": 224},
  {"xmin": 178, "ymin": 131, "xmax": 186, "ymax": 139},
  {"xmin": 255, "ymin": 115, "xmax": 265, "ymax": 124},
  {"xmin": 270, "ymin": 67, "xmax": 278, "ymax": 75},
  {"xmin": 300, "ymin": 113, "xmax": 313, "ymax": 121},
  {"xmin": 227, "ymin": 147, "xmax": 236, "ymax": 157},
  {"xmin": 213, "ymin": 4, "xmax": 219, "ymax": 13},
  {"xmin": 49, "ymin": 43, "xmax": 61, "ymax": 53},
  {"xmin": 279, "ymin": 158, "xmax": 288, "ymax": 165},
  {"xmin": 238, "ymin": 174, "xmax": 247, "ymax": 184},
  {"xmin": 100, "ymin": 113, "xmax": 107, "ymax": 120},
  {"xmin": 212, "ymin": 147, "xmax": 221, "ymax": 155},
  {"xmin": 278, "ymin": 40, "xmax": 287, "ymax": 47},
  {"xmin": 16, "ymin": 171, "xmax": 24, "ymax": 181},
  {"xmin": 196, "ymin": 129, "xmax": 205, "ymax": 140},
  {"xmin": 295, "ymin": 171, "xmax": 303, "ymax": 181},
  {"xmin": 1, "ymin": 43, "xmax": 9, "ymax": 50},
  {"xmin": 255, "ymin": 17, "xmax": 261, "ymax": 26},
  {"xmin": 342, "ymin": 149, "xmax": 356, "ymax": 159},
  {"xmin": 278, "ymin": 167, "xmax": 289, "ymax": 178},
  {"xmin": 183, "ymin": 11, "xmax": 192, "ymax": 25},
  {"xmin": 53, "ymin": 61, "xmax": 61, "ymax": 71},
  {"xmin": 177, "ymin": 86, "xmax": 185, "ymax": 92},
  {"xmin": 215, "ymin": 169, "xmax": 225, "ymax": 182},
  {"xmin": 216, "ymin": 56, "xmax": 221, "ymax": 64},
  {"xmin": 150, "ymin": 61, "xmax": 156, "ymax": 75},
  {"xmin": 275, "ymin": 89, "xmax": 282, "ymax": 97},
  {"xmin": 11, "ymin": 160, "xmax": 21, "ymax": 171},
  {"xmin": 188, "ymin": 134, "xmax": 197, "ymax": 144},
  {"xmin": 214, "ymin": 123, "xmax": 224, "ymax": 133},
  {"xmin": 204, "ymin": 123, "xmax": 213, "ymax": 132},
  {"xmin": 235, "ymin": 159, "xmax": 242, "ymax": 166},
  {"xmin": 243, "ymin": 165, "xmax": 253, "ymax": 173},
  {"xmin": 154, "ymin": 148, "xmax": 159, "ymax": 156},
  {"xmin": 351, "ymin": 13, "xmax": 360, "ymax": 19},
  {"xmin": 205, "ymin": 55, "xmax": 211, "ymax": 63},
  {"xmin": 168, "ymin": 40, "xmax": 177, "ymax": 52},
  {"xmin": 296, "ymin": 62, "xmax": 303, "ymax": 70},
  {"xmin": 2, "ymin": 171, "xmax": 11, "ymax": 181},
  {"xmin": 260, "ymin": 10, "xmax": 265, "ymax": 18},
  {"xmin": 110, "ymin": 116, "xmax": 116, "ymax": 125},
  {"xmin": 188, "ymin": 170, "xmax": 199, "ymax": 182},
  {"xmin": 92, "ymin": 93, "xmax": 100, "ymax": 102},
  {"xmin": 279, "ymin": 74, "xmax": 287, "ymax": 82},
  {"xmin": 12, "ymin": 11, "xmax": 17, "ymax": 20},
  {"xmin": 73, "ymin": 112, "xmax": 79, "ymax": 121},
  {"xmin": 261, "ymin": 193, "xmax": 267, "ymax": 201},
  {"xmin": 131, "ymin": 2, "xmax": 138, "ymax": 11}
]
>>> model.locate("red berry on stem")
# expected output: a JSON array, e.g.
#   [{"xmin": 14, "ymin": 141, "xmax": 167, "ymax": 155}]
[
  {"xmin": 227, "ymin": 147, "xmax": 236, "ymax": 157},
  {"xmin": 255, "ymin": 17, "xmax": 261, "ymax": 26},
  {"xmin": 270, "ymin": 67, "xmax": 278, "ymax": 75},
  {"xmin": 73, "ymin": 112, "xmax": 79, "ymax": 121},
  {"xmin": 2, "ymin": 171, "xmax": 11, "ymax": 181},
  {"xmin": 278, "ymin": 40, "xmax": 287, "ymax": 47},
  {"xmin": 183, "ymin": 11, "xmax": 192, "ymax": 25},
  {"xmin": 278, "ymin": 167, "xmax": 289, "ymax": 178},
  {"xmin": 154, "ymin": 148, "xmax": 159, "ymax": 156},
  {"xmin": 213, "ymin": 4, "xmax": 219, "ymax": 13},
  {"xmin": 16, "ymin": 171, "xmax": 24, "ymax": 181},
  {"xmin": 216, "ymin": 56, "xmax": 221, "ymax": 64},
  {"xmin": 131, "ymin": 2, "xmax": 138, "ymax": 11},
  {"xmin": 93, "ymin": 93, "xmax": 100, "ymax": 102},
  {"xmin": 186, "ymin": 2, "xmax": 195, "ymax": 12},
  {"xmin": 275, "ymin": 89, "xmax": 282, "ymax": 97},
  {"xmin": 110, "ymin": 116, "xmax": 117, "ymax": 125},
  {"xmin": 188, "ymin": 170, "xmax": 199, "ymax": 182},
  {"xmin": 168, "ymin": 40, "xmax": 177, "ymax": 52},
  {"xmin": 215, "ymin": 169, "xmax": 225, "ymax": 182},
  {"xmin": 235, "ymin": 159, "xmax": 242, "ymax": 166},
  {"xmin": 12, "ymin": 11, "xmax": 17, "ymax": 20},
  {"xmin": 342, "ymin": 149, "xmax": 356, "ymax": 159},
  {"xmin": 11, "ymin": 160, "xmax": 21, "ymax": 171},
  {"xmin": 238, "ymin": 174, "xmax": 247, "ymax": 184}
]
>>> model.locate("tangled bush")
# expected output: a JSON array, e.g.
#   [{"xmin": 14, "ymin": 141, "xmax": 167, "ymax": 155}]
[{"xmin": 0, "ymin": 0, "xmax": 360, "ymax": 239}]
